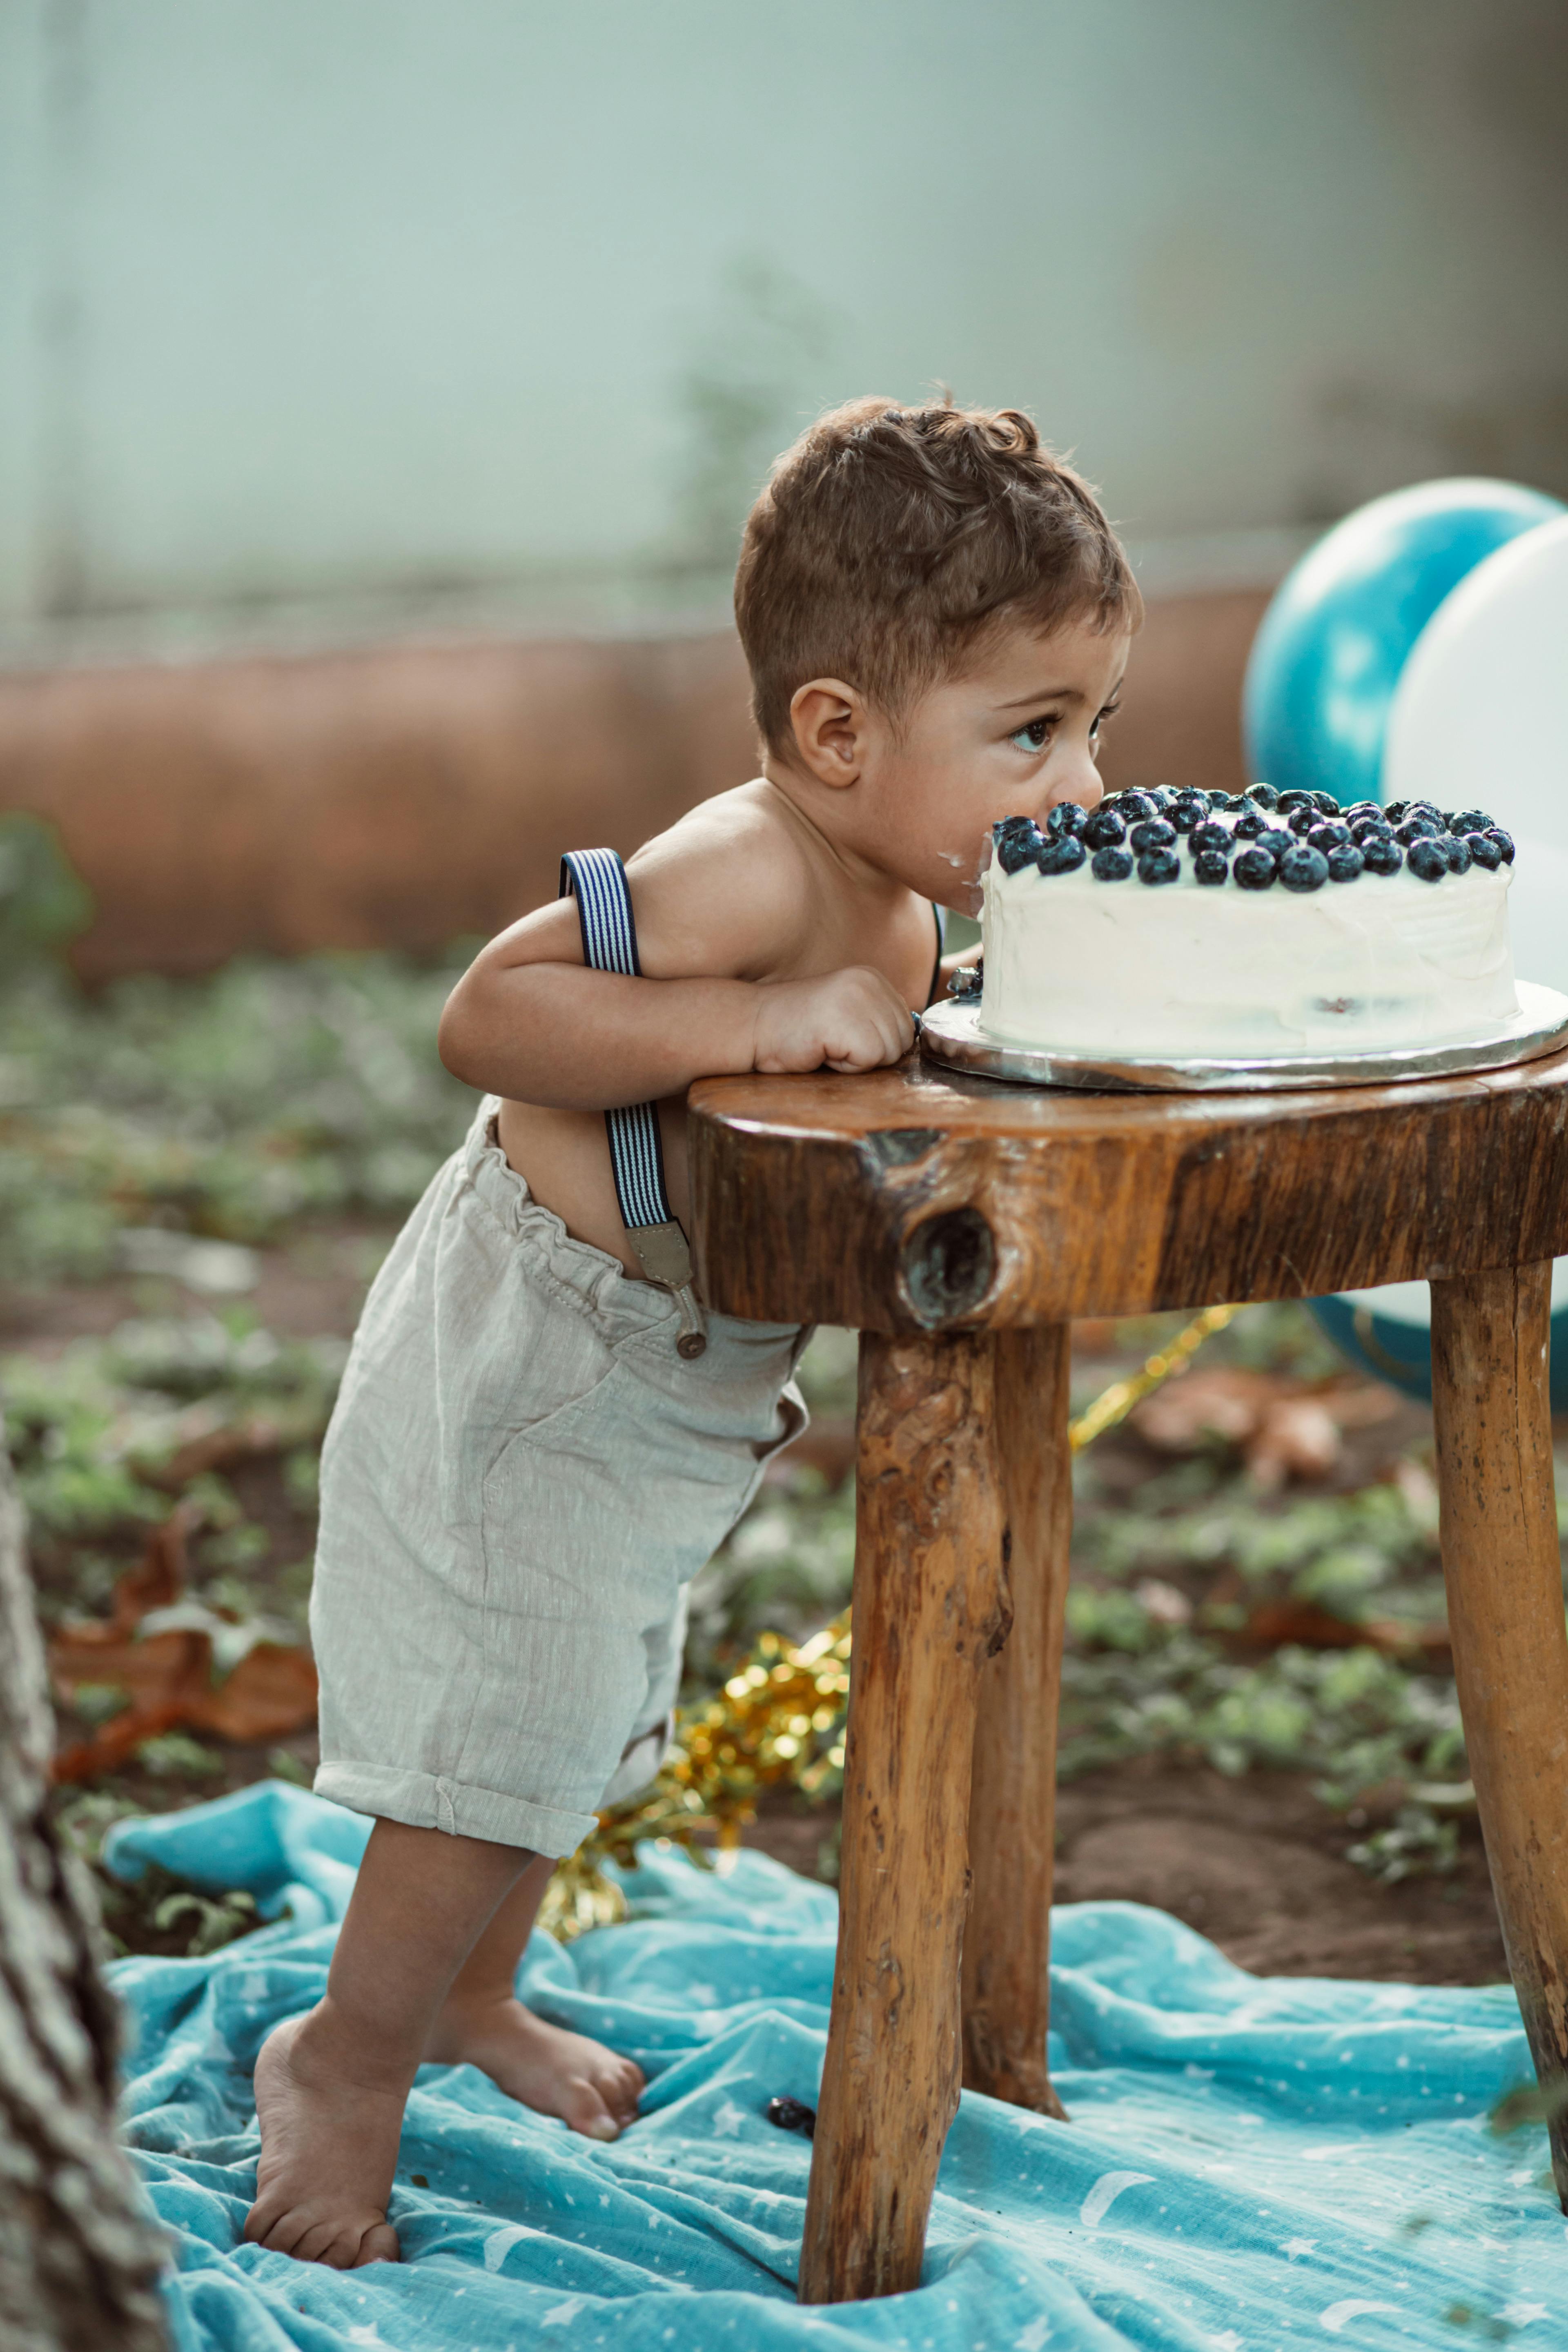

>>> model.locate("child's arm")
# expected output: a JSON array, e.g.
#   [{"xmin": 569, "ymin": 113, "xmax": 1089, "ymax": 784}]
[{"xmin": 438, "ymin": 829, "xmax": 914, "ymax": 1108}]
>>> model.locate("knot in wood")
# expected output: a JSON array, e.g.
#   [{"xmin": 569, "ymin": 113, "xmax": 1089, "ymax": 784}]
[
  {"xmin": 898, "ymin": 1207, "xmax": 996, "ymax": 1327},
  {"xmin": 861, "ymin": 1127, "xmax": 944, "ymax": 1172}
]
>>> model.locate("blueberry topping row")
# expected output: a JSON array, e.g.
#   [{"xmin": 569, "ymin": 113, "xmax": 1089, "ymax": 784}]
[{"xmin": 993, "ymin": 788, "xmax": 1514, "ymax": 889}]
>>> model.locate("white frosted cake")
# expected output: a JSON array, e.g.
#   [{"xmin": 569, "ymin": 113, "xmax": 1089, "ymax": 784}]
[{"xmin": 971, "ymin": 786, "xmax": 1517, "ymax": 1060}]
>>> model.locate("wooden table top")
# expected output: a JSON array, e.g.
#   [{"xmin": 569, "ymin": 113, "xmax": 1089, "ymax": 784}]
[{"xmin": 688, "ymin": 1042, "xmax": 1568, "ymax": 1330}]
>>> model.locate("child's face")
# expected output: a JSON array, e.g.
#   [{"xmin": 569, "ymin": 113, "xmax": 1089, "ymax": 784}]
[{"xmin": 858, "ymin": 615, "xmax": 1129, "ymax": 911}]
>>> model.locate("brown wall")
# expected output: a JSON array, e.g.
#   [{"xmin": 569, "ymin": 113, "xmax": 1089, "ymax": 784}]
[{"xmin": 0, "ymin": 588, "xmax": 1269, "ymax": 980}]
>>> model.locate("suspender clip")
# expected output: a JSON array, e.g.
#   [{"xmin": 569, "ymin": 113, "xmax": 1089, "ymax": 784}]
[{"xmin": 628, "ymin": 1219, "xmax": 708, "ymax": 1359}]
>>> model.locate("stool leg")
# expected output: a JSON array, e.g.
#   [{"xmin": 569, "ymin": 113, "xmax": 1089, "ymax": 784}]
[
  {"xmin": 962, "ymin": 1323, "xmax": 1072, "ymax": 2116},
  {"xmin": 799, "ymin": 1330, "xmax": 1007, "ymax": 2304},
  {"xmin": 1430, "ymin": 1263, "xmax": 1568, "ymax": 2203}
]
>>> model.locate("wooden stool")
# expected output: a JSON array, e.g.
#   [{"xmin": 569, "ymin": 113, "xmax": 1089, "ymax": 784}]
[{"xmin": 687, "ymin": 1047, "xmax": 1568, "ymax": 2305}]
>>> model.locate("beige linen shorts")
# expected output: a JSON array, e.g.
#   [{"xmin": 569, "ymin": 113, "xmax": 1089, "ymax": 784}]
[{"xmin": 310, "ymin": 1099, "xmax": 807, "ymax": 1856}]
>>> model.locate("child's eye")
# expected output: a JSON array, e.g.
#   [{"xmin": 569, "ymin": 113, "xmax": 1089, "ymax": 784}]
[
  {"xmin": 1009, "ymin": 716, "xmax": 1056, "ymax": 753},
  {"xmin": 1089, "ymin": 699, "xmax": 1122, "ymax": 741}
]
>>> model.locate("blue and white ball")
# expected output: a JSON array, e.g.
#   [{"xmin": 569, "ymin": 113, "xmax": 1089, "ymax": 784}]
[{"xmin": 1242, "ymin": 479, "xmax": 1568, "ymax": 1408}]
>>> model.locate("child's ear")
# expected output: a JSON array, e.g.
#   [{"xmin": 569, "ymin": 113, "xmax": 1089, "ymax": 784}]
[{"xmin": 787, "ymin": 678, "xmax": 870, "ymax": 789}]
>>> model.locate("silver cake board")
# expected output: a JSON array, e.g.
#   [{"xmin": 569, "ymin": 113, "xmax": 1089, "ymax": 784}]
[{"xmin": 918, "ymin": 980, "xmax": 1568, "ymax": 1095}]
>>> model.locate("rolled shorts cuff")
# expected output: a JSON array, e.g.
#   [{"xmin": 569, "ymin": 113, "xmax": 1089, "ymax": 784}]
[{"xmin": 314, "ymin": 1761, "xmax": 597, "ymax": 1860}]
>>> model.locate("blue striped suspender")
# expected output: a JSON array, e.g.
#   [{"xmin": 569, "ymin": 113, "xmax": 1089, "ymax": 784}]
[{"xmin": 559, "ymin": 849, "xmax": 708, "ymax": 1359}]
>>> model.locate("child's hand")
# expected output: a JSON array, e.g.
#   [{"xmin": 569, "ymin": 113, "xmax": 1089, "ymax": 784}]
[{"xmin": 752, "ymin": 967, "xmax": 916, "ymax": 1075}]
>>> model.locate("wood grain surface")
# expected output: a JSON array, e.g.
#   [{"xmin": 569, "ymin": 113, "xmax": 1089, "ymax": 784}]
[
  {"xmin": 689, "ymin": 1047, "xmax": 1568, "ymax": 1329},
  {"xmin": 1430, "ymin": 1262, "xmax": 1568, "ymax": 2204},
  {"xmin": 962, "ymin": 1324, "xmax": 1074, "ymax": 2115},
  {"xmin": 799, "ymin": 1331, "xmax": 1008, "ymax": 2304}
]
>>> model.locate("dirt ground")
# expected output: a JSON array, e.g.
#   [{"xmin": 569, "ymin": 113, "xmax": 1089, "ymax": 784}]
[{"xmin": 744, "ymin": 1767, "xmax": 1504, "ymax": 1989}]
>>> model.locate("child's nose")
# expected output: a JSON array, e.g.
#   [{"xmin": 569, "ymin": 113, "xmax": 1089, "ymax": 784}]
[{"xmin": 1054, "ymin": 750, "xmax": 1105, "ymax": 814}]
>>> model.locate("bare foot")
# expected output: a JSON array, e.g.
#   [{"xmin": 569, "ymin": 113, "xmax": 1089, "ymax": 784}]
[
  {"xmin": 424, "ymin": 1993, "xmax": 644, "ymax": 2140},
  {"xmin": 244, "ymin": 2010, "xmax": 407, "ymax": 2266}
]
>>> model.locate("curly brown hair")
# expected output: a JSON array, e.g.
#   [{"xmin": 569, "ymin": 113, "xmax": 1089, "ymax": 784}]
[{"xmin": 734, "ymin": 396, "xmax": 1140, "ymax": 758}]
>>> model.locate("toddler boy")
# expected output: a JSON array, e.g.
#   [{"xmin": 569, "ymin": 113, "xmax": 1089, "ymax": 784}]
[{"xmin": 246, "ymin": 397, "xmax": 1139, "ymax": 2267}]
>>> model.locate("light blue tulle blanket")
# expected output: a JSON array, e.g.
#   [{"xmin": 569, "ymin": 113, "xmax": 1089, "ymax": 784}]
[{"xmin": 104, "ymin": 1782, "xmax": 1568, "ymax": 2350}]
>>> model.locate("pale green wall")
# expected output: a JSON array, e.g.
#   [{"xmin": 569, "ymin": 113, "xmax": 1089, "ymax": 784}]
[{"xmin": 3, "ymin": 0, "xmax": 1566, "ymax": 636}]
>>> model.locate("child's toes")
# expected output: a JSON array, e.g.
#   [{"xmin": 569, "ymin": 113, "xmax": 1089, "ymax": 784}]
[
  {"xmin": 253, "ymin": 2202, "xmax": 316, "ymax": 2256},
  {"xmin": 307, "ymin": 2210, "xmax": 397, "ymax": 2268},
  {"xmin": 293, "ymin": 2216, "xmax": 362, "ymax": 2267},
  {"xmin": 564, "ymin": 2078, "xmax": 622, "ymax": 2140},
  {"xmin": 609, "ymin": 2060, "xmax": 643, "ymax": 2124}
]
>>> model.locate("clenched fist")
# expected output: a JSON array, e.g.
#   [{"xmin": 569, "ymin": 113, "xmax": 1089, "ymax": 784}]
[{"xmin": 751, "ymin": 966, "xmax": 916, "ymax": 1075}]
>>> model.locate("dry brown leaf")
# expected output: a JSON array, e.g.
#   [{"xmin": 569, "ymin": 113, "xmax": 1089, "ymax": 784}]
[
  {"xmin": 48, "ymin": 1507, "xmax": 317, "ymax": 1783},
  {"xmin": 1131, "ymin": 1366, "xmax": 1399, "ymax": 1486},
  {"xmin": 190, "ymin": 1643, "xmax": 319, "ymax": 1743},
  {"xmin": 1243, "ymin": 1597, "xmax": 1451, "ymax": 1663},
  {"xmin": 1247, "ymin": 1397, "xmax": 1341, "ymax": 1490},
  {"xmin": 137, "ymin": 1413, "xmax": 283, "ymax": 1494},
  {"xmin": 1132, "ymin": 1367, "xmax": 1281, "ymax": 1451}
]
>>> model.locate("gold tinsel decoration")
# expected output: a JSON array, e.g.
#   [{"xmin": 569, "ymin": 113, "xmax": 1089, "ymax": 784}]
[{"xmin": 539, "ymin": 1305, "xmax": 1238, "ymax": 1940}]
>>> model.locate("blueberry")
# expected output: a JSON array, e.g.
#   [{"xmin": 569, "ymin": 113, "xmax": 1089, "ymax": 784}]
[
  {"xmin": 1247, "ymin": 782, "xmax": 1281, "ymax": 809},
  {"xmin": 1383, "ymin": 802, "xmax": 1409, "ymax": 823},
  {"xmin": 1137, "ymin": 847, "xmax": 1182, "ymax": 885},
  {"xmin": 1189, "ymin": 821, "xmax": 1229, "ymax": 854},
  {"xmin": 1233, "ymin": 848, "xmax": 1277, "ymax": 890},
  {"xmin": 1449, "ymin": 806, "xmax": 1493, "ymax": 836},
  {"xmin": 1230, "ymin": 806, "xmax": 1265, "ymax": 838},
  {"xmin": 1192, "ymin": 850, "xmax": 1229, "ymax": 885},
  {"xmin": 1278, "ymin": 846, "xmax": 1330, "ymax": 893},
  {"xmin": 1276, "ymin": 789, "xmax": 1314, "ymax": 813},
  {"xmin": 1325, "ymin": 843, "xmax": 1364, "ymax": 882},
  {"xmin": 949, "ymin": 962, "xmax": 982, "ymax": 999},
  {"xmin": 1169, "ymin": 798, "xmax": 1208, "ymax": 834},
  {"xmin": 996, "ymin": 813, "xmax": 1033, "ymax": 835},
  {"xmin": 1309, "ymin": 790, "xmax": 1341, "ymax": 816},
  {"xmin": 1439, "ymin": 833, "xmax": 1472, "ymax": 875},
  {"xmin": 1045, "ymin": 802, "xmax": 1089, "ymax": 838},
  {"xmin": 996, "ymin": 827, "xmax": 1042, "ymax": 873},
  {"xmin": 1360, "ymin": 837, "xmax": 1403, "ymax": 876},
  {"xmin": 1407, "ymin": 801, "xmax": 1445, "ymax": 825},
  {"xmin": 1406, "ymin": 837, "xmax": 1449, "ymax": 883},
  {"xmin": 1223, "ymin": 793, "xmax": 1254, "ymax": 812},
  {"xmin": 1344, "ymin": 800, "xmax": 1381, "ymax": 822},
  {"xmin": 1255, "ymin": 828, "xmax": 1295, "ymax": 861},
  {"xmin": 1205, "ymin": 789, "xmax": 1233, "ymax": 808},
  {"xmin": 1082, "ymin": 807, "xmax": 1127, "ymax": 849},
  {"xmin": 1112, "ymin": 791, "xmax": 1158, "ymax": 822},
  {"xmin": 1394, "ymin": 815, "xmax": 1441, "ymax": 845},
  {"xmin": 1037, "ymin": 835, "xmax": 1088, "ymax": 875},
  {"xmin": 1091, "ymin": 844, "xmax": 1135, "ymax": 881},
  {"xmin": 1307, "ymin": 821, "xmax": 1351, "ymax": 853},
  {"xmin": 1350, "ymin": 818, "xmax": 1393, "ymax": 847},
  {"xmin": 1485, "ymin": 826, "xmax": 1515, "ymax": 864},
  {"xmin": 1149, "ymin": 787, "xmax": 1177, "ymax": 809},
  {"xmin": 1129, "ymin": 817, "xmax": 1176, "ymax": 852},
  {"xmin": 1466, "ymin": 831, "xmax": 1503, "ymax": 871},
  {"xmin": 766, "ymin": 2096, "xmax": 817, "ymax": 2138},
  {"xmin": 1284, "ymin": 806, "xmax": 1316, "ymax": 836}
]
